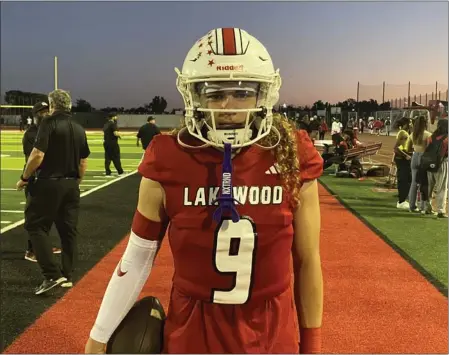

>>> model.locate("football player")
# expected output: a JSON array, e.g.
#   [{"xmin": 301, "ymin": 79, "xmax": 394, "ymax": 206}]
[{"xmin": 86, "ymin": 28, "xmax": 323, "ymax": 354}]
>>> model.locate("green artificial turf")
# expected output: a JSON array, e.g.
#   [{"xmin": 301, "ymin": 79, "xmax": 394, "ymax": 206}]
[{"xmin": 1, "ymin": 131, "xmax": 143, "ymax": 229}]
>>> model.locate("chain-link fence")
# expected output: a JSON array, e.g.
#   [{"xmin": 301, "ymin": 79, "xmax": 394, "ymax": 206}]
[{"xmin": 358, "ymin": 82, "xmax": 448, "ymax": 108}]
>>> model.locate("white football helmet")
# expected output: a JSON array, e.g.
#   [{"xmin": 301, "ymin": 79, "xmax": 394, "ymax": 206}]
[{"xmin": 175, "ymin": 28, "xmax": 281, "ymax": 149}]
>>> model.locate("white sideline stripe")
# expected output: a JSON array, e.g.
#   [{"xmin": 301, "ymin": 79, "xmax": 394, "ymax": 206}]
[
  {"xmin": 0, "ymin": 157, "xmax": 141, "ymax": 161},
  {"xmin": 80, "ymin": 184, "xmax": 98, "ymax": 187},
  {"xmin": 1, "ymin": 168, "xmax": 115, "ymax": 172},
  {"xmin": 0, "ymin": 170, "xmax": 138, "ymax": 234},
  {"xmin": 1, "ymin": 210, "xmax": 23, "ymax": 213},
  {"xmin": 93, "ymin": 175, "xmax": 115, "ymax": 178},
  {"xmin": 1, "ymin": 221, "xmax": 12, "ymax": 224},
  {"xmin": 82, "ymin": 179, "xmax": 107, "ymax": 182},
  {"xmin": 1, "ymin": 188, "xmax": 17, "ymax": 191},
  {"xmin": 20, "ymin": 202, "xmax": 25, "ymax": 205}
]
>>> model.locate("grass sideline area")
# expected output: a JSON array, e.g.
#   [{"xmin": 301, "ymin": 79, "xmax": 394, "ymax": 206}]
[
  {"xmin": 0, "ymin": 130, "xmax": 143, "ymax": 231},
  {"xmin": 319, "ymin": 172, "xmax": 448, "ymax": 293}
]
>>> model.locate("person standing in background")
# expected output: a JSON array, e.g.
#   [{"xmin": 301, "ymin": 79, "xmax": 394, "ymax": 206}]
[
  {"xmin": 406, "ymin": 115, "xmax": 431, "ymax": 212},
  {"xmin": 103, "ymin": 112, "xmax": 124, "ymax": 176},
  {"xmin": 17, "ymin": 89, "xmax": 91, "ymax": 295},
  {"xmin": 22, "ymin": 102, "xmax": 61, "ymax": 262},
  {"xmin": 319, "ymin": 118, "xmax": 328, "ymax": 140},
  {"xmin": 26, "ymin": 116, "xmax": 33, "ymax": 129},
  {"xmin": 308, "ymin": 116, "xmax": 320, "ymax": 140},
  {"xmin": 331, "ymin": 117, "xmax": 342, "ymax": 135},
  {"xmin": 393, "ymin": 117, "xmax": 412, "ymax": 210},
  {"xmin": 385, "ymin": 116, "xmax": 391, "ymax": 136},
  {"xmin": 136, "ymin": 116, "xmax": 161, "ymax": 150},
  {"xmin": 424, "ymin": 119, "xmax": 448, "ymax": 218}
]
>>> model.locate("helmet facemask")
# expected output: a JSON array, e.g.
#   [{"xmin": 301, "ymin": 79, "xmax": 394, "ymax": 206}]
[{"xmin": 176, "ymin": 74, "xmax": 281, "ymax": 149}]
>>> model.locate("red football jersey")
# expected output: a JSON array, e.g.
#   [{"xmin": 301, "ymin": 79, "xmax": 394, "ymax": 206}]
[{"xmin": 138, "ymin": 129, "xmax": 323, "ymax": 304}]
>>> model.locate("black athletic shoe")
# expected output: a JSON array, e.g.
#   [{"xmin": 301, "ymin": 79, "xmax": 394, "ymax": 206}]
[{"xmin": 35, "ymin": 277, "xmax": 67, "ymax": 295}]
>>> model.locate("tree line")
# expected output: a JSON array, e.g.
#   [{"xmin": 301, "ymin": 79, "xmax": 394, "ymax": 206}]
[
  {"xmin": 4, "ymin": 90, "xmax": 392, "ymax": 117},
  {"xmin": 3, "ymin": 90, "xmax": 175, "ymax": 114}
]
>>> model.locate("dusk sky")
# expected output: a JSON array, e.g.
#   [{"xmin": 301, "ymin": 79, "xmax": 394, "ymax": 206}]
[{"xmin": 1, "ymin": 1, "xmax": 448, "ymax": 110}]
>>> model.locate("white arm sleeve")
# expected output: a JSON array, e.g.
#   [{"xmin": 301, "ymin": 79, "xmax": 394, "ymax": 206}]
[{"xmin": 89, "ymin": 231, "xmax": 159, "ymax": 343}]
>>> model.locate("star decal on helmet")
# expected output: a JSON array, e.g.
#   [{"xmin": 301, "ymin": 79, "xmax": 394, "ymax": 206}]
[{"xmin": 208, "ymin": 59, "xmax": 215, "ymax": 67}]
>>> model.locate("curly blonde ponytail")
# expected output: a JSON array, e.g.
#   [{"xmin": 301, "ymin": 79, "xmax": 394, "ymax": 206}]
[{"xmin": 258, "ymin": 113, "xmax": 302, "ymax": 208}]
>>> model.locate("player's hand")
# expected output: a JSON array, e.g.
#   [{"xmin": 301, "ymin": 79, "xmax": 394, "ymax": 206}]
[
  {"xmin": 16, "ymin": 179, "xmax": 28, "ymax": 191},
  {"xmin": 85, "ymin": 337, "xmax": 107, "ymax": 354}
]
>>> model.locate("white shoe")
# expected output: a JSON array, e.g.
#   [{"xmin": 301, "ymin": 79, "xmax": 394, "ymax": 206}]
[
  {"xmin": 397, "ymin": 201, "xmax": 410, "ymax": 210},
  {"xmin": 61, "ymin": 281, "xmax": 73, "ymax": 288}
]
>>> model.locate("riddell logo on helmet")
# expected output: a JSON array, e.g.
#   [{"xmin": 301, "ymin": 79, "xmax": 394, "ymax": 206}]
[{"xmin": 216, "ymin": 65, "xmax": 244, "ymax": 71}]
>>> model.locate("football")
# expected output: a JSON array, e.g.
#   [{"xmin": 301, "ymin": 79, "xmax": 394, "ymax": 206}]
[{"xmin": 106, "ymin": 296, "xmax": 166, "ymax": 354}]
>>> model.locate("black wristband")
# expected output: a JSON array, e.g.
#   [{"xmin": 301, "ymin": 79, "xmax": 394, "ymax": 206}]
[{"xmin": 20, "ymin": 174, "xmax": 29, "ymax": 182}]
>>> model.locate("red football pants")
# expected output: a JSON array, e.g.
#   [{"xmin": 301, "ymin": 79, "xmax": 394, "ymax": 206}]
[{"xmin": 163, "ymin": 286, "xmax": 298, "ymax": 354}]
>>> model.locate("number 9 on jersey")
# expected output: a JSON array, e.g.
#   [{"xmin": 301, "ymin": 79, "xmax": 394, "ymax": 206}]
[{"xmin": 211, "ymin": 217, "xmax": 257, "ymax": 305}]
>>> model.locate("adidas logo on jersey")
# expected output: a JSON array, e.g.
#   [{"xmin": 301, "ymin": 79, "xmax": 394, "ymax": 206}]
[{"xmin": 265, "ymin": 164, "xmax": 279, "ymax": 175}]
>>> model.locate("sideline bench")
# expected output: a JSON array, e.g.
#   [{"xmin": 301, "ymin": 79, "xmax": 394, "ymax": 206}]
[
  {"xmin": 324, "ymin": 142, "xmax": 383, "ymax": 175},
  {"xmin": 345, "ymin": 142, "xmax": 383, "ymax": 165}
]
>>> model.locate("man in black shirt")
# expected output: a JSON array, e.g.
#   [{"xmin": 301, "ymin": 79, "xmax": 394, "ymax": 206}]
[
  {"xmin": 136, "ymin": 116, "xmax": 161, "ymax": 150},
  {"xmin": 22, "ymin": 102, "xmax": 62, "ymax": 262},
  {"xmin": 103, "ymin": 112, "xmax": 124, "ymax": 175},
  {"xmin": 17, "ymin": 89, "xmax": 91, "ymax": 295}
]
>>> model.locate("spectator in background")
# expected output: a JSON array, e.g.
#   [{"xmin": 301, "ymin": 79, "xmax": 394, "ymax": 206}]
[
  {"xmin": 26, "ymin": 116, "xmax": 33, "ymax": 129},
  {"xmin": 319, "ymin": 117, "xmax": 328, "ymax": 140},
  {"xmin": 347, "ymin": 117, "xmax": 354, "ymax": 130},
  {"xmin": 103, "ymin": 112, "xmax": 124, "ymax": 176},
  {"xmin": 373, "ymin": 118, "xmax": 383, "ymax": 135},
  {"xmin": 424, "ymin": 118, "xmax": 448, "ymax": 218},
  {"xmin": 368, "ymin": 119, "xmax": 374, "ymax": 135},
  {"xmin": 359, "ymin": 117, "xmax": 365, "ymax": 133},
  {"xmin": 22, "ymin": 102, "xmax": 61, "ymax": 262},
  {"xmin": 385, "ymin": 116, "xmax": 391, "ymax": 136},
  {"xmin": 393, "ymin": 117, "xmax": 412, "ymax": 210},
  {"xmin": 330, "ymin": 117, "xmax": 342, "ymax": 135},
  {"xmin": 19, "ymin": 116, "xmax": 25, "ymax": 131},
  {"xmin": 308, "ymin": 116, "xmax": 320, "ymax": 140},
  {"xmin": 406, "ymin": 115, "xmax": 431, "ymax": 212},
  {"xmin": 322, "ymin": 129, "xmax": 360, "ymax": 174},
  {"xmin": 137, "ymin": 116, "xmax": 161, "ymax": 151}
]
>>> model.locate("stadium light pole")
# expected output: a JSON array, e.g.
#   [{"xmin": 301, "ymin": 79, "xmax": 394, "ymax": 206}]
[{"xmin": 54, "ymin": 56, "xmax": 58, "ymax": 90}]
